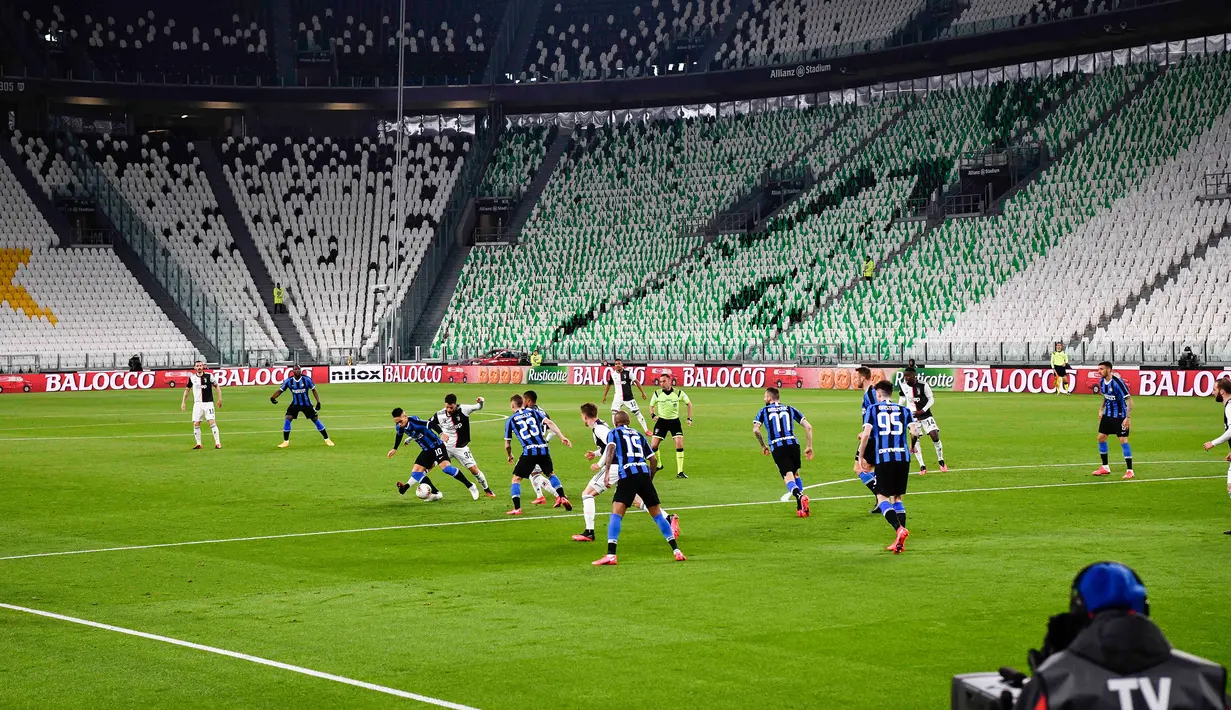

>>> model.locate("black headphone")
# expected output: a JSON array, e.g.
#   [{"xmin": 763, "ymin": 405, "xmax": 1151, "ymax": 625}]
[{"xmin": 1069, "ymin": 561, "xmax": 1149, "ymax": 617}]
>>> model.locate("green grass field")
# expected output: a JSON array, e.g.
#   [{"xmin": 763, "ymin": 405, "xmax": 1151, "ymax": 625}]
[{"xmin": 1, "ymin": 383, "xmax": 1228, "ymax": 709}]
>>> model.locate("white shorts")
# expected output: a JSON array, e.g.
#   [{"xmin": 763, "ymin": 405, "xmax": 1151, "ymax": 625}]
[
  {"xmin": 586, "ymin": 465, "xmax": 619, "ymax": 495},
  {"xmin": 909, "ymin": 417, "xmax": 939, "ymax": 437},
  {"xmin": 612, "ymin": 399, "xmax": 641, "ymax": 414},
  {"xmin": 192, "ymin": 402, "xmax": 216, "ymax": 423},
  {"xmin": 447, "ymin": 445, "xmax": 476, "ymax": 469}
]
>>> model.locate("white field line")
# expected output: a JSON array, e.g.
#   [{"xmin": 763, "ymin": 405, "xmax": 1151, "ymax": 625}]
[
  {"xmin": 0, "ymin": 411, "xmax": 506, "ymax": 432},
  {"xmin": 0, "ymin": 603, "xmax": 479, "ymax": 709},
  {"xmin": 0, "ymin": 469, "xmax": 1221, "ymax": 563},
  {"xmin": 802, "ymin": 459, "xmax": 1219, "ymax": 490},
  {"xmin": 0, "ymin": 416, "xmax": 509, "ymax": 442}
]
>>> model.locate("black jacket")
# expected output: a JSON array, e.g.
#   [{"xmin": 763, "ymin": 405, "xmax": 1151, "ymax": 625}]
[{"xmin": 1016, "ymin": 611, "xmax": 1228, "ymax": 709}]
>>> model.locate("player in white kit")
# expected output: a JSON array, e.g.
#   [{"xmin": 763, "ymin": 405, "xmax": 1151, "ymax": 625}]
[
  {"xmin": 601, "ymin": 359, "xmax": 649, "ymax": 435},
  {"xmin": 427, "ymin": 393, "xmax": 495, "ymax": 497},
  {"xmin": 572, "ymin": 402, "xmax": 678, "ymax": 542},
  {"xmin": 180, "ymin": 361, "xmax": 222, "ymax": 449}
]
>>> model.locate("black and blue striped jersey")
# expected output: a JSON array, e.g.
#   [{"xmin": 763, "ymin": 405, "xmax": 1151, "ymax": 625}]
[
  {"xmin": 394, "ymin": 416, "xmax": 445, "ymax": 451},
  {"xmin": 505, "ymin": 407, "xmax": 551, "ymax": 455},
  {"xmin": 754, "ymin": 403, "xmax": 805, "ymax": 451},
  {"xmin": 1098, "ymin": 375, "xmax": 1131, "ymax": 419},
  {"xmin": 279, "ymin": 375, "xmax": 315, "ymax": 406},
  {"xmin": 863, "ymin": 401, "xmax": 915, "ymax": 464},
  {"xmin": 861, "ymin": 385, "xmax": 877, "ymax": 421},
  {"xmin": 606, "ymin": 425, "xmax": 653, "ymax": 478}
]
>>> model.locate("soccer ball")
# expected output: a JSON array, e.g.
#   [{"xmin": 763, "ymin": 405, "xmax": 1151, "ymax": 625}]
[{"xmin": 415, "ymin": 483, "xmax": 433, "ymax": 500}]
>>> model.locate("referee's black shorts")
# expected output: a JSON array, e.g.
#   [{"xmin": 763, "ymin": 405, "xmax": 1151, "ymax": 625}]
[
  {"xmin": 1053, "ymin": 365, "xmax": 1069, "ymax": 378},
  {"xmin": 771, "ymin": 443, "xmax": 803, "ymax": 477},
  {"xmin": 612, "ymin": 473, "xmax": 661, "ymax": 508},
  {"xmin": 513, "ymin": 453, "xmax": 554, "ymax": 479},
  {"xmin": 653, "ymin": 417, "xmax": 683, "ymax": 439},
  {"xmin": 285, "ymin": 403, "xmax": 318, "ymax": 420},
  {"xmin": 874, "ymin": 461, "xmax": 910, "ymax": 497},
  {"xmin": 414, "ymin": 446, "xmax": 450, "ymax": 469}
]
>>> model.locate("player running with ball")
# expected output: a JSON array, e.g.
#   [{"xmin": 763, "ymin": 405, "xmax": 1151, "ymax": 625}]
[{"xmin": 390, "ymin": 408, "xmax": 481, "ymax": 501}]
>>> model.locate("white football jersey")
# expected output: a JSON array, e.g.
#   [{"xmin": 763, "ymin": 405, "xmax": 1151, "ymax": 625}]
[{"xmin": 188, "ymin": 372, "xmax": 215, "ymax": 404}]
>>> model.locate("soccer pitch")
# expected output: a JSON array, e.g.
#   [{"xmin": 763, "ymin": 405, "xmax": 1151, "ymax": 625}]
[{"xmin": 1, "ymin": 383, "xmax": 1228, "ymax": 709}]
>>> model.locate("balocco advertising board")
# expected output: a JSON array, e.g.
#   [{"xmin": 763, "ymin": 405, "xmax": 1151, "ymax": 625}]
[{"xmin": 0, "ymin": 366, "xmax": 328, "ymax": 394}]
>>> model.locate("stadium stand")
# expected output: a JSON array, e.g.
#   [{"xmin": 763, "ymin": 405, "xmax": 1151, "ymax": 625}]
[
  {"xmin": 0, "ymin": 149, "xmax": 197, "ymax": 367},
  {"xmin": 930, "ymin": 55, "xmax": 1231, "ymax": 355},
  {"xmin": 518, "ymin": 0, "xmax": 730, "ymax": 81},
  {"xmin": 12, "ymin": 0, "xmax": 276, "ymax": 83},
  {"xmin": 714, "ymin": 0, "xmax": 925, "ymax": 70},
  {"xmin": 433, "ymin": 104, "xmax": 849, "ymax": 355},
  {"xmin": 292, "ymin": 0, "xmax": 504, "ymax": 84},
  {"xmin": 479, "ymin": 126, "xmax": 552, "ymax": 197},
  {"xmin": 81, "ymin": 134, "xmax": 286, "ymax": 354},
  {"xmin": 221, "ymin": 132, "xmax": 469, "ymax": 358}
]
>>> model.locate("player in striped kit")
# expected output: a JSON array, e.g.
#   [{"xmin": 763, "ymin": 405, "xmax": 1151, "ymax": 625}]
[
  {"xmin": 522, "ymin": 390, "xmax": 560, "ymax": 506},
  {"xmin": 504, "ymin": 394, "xmax": 572, "ymax": 515},
  {"xmin": 390, "ymin": 408, "xmax": 481, "ymax": 501},
  {"xmin": 590, "ymin": 412, "xmax": 685, "ymax": 566},
  {"xmin": 270, "ymin": 366, "xmax": 333, "ymax": 448},
  {"xmin": 181, "ymin": 361, "xmax": 222, "ymax": 449},
  {"xmin": 1091, "ymin": 361, "xmax": 1134, "ymax": 479},
  {"xmin": 753, "ymin": 387, "xmax": 814, "ymax": 517},
  {"xmin": 858, "ymin": 380, "xmax": 915, "ymax": 554},
  {"xmin": 573, "ymin": 403, "xmax": 680, "ymax": 543},
  {"xmin": 1203, "ymin": 378, "xmax": 1231, "ymax": 535},
  {"xmin": 427, "ymin": 394, "xmax": 495, "ymax": 497}
]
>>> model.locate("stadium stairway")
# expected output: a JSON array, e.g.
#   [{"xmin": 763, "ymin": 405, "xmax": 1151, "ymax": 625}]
[
  {"xmin": 0, "ymin": 138, "xmax": 75, "ymax": 247},
  {"xmin": 699, "ymin": 0, "xmax": 755, "ymax": 67},
  {"xmin": 194, "ymin": 140, "xmax": 307, "ymax": 359},
  {"xmin": 109, "ymin": 236, "xmax": 220, "ymax": 362},
  {"xmin": 407, "ymin": 244, "xmax": 473, "ymax": 356},
  {"xmin": 506, "ymin": 127, "xmax": 572, "ymax": 241},
  {"xmin": 1076, "ymin": 221, "xmax": 1228, "ymax": 344},
  {"xmin": 498, "ymin": 0, "xmax": 547, "ymax": 81}
]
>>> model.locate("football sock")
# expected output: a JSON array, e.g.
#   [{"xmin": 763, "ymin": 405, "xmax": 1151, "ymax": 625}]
[
  {"xmin": 313, "ymin": 419, "xmax": 328, "ymax": 439},
  {"xmin": 912, "ymin": 438, "xmax": 925, "ymax": 466},
  {"xmin": 1099, "ymin": 441, "xmax": 1109, "ymax": 466},
  {"xmin": 548, "ymin": 474, "xmax": 566, "ymax": 498},
  {"xmin": 933, "ymin": 440, "xmax": 944, "ymax": 464},
  {"xmin": 859, "ymin": 471, "xmax": 877, "ymax": 493},
  {"xmin": 1121, "ymin": 443, "xmax": 1132, "ymax": 469},
  {"xmin": 472, "ymin": 469, "xmax": 490, "ymax": 490},
  {"xmin": 193, "ymin": 424, "xmax": 202, "ymax": 446},
  {"xmin": 410, "ymin": 472, "xmax": 438, "ymax": 493},
  {"xmin": 529, "ymin": 474, "xmax": 545, "ymax": 497},
  {"xmin": 879, "ymin": 501, "xmax": 900, "ymax": 530},
  {"xmin": 795, "ymin": 473, "xmax": 804, "ymax": 489},
  {"xmin": 510, "ymin": 482, "xmax": 522, "ymax": 510},
  {"xmin": 582, "ymin": 494, "xmax": 596, "ymax": 531},
  {"xmin": 893, "ymin": 501, "xmax": 906, "ymax": 528},
  {"xmin": 607, "ymin": 513, "xmax": 624, "ymax": 554},
  {"xmin": 652, "ymin": 513, "xmax": 679, "ymax": 550},
  {"xmin": 443, "ymin": 465, "xmax": 474, "ymax": 489},
  {"xmin": 676, "ymin": 448, "xmax": 684, "ymax": 475},
  {"xmin": 283, "ymin": 420, "xmax": 291, "ymax": 441},
  {"xmin": 210, "ymin": 422, "xmax": 220, "ymax": 445},
  {"xmin": 635, "ymin": 412, "xmax": 649, "ymax": 430}
]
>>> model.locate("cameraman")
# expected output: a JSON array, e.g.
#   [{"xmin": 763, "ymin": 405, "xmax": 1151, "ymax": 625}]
[{"xmin": 1015, "ymin": 562, "xmax": 1228, "ymax": 709}]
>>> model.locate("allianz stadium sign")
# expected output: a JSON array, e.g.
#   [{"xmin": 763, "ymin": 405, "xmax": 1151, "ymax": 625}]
[{"xmin": 770, "ymin": 63, "xmax": 832, "ymax": 80}]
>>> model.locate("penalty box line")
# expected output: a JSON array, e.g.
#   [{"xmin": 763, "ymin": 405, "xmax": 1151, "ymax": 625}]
[
  {"xmin": 0, "ymin": 603, "xmax": 479, "ymax": 710},
  {"xmin": 0, "ymin": 469, "xmax": 1222, "ymax": 563}
]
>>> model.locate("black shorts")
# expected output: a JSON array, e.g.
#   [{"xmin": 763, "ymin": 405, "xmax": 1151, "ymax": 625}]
[
  {"xmin": 1098, "ymin": 416, "xmax": 1129, "ymax": 437},
  {"xmin": 771, "ymin": 443, "xmax": 803, "ymax": 477},
  {"xmin": 414, "ymin": 446, "xmax": 449, "ymax": 469},
  {"xmin": 612, "ymin": 474, "xmax": 661, "ymax": 508},
  {"xmin": 512, "ymin": 453, "xmax": 553, "ymax": 479},
  {"xmin": 1053, "ymin": 365, "xmax": 1069, "ymax": 378},
  {"xmin": 874, "ymin": 461, "xmax": 910, "ymax": 497},
  {"xmin": 653, "ymin": 417, "xmax": 683, "ymax": 439},
  {"xmin": 856, "ymin": 438, "xmax": 876, "ymax": 466},
  {"xmin": 285, "ymin": 403, "xmax": 318, "ymax": 420}
]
